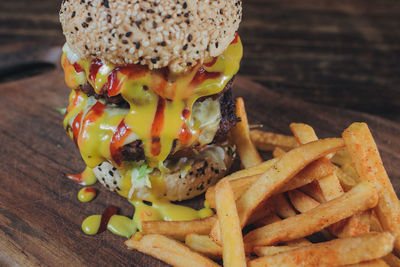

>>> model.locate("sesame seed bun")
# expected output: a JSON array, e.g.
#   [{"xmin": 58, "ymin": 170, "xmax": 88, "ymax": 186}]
[
  {"xmin": 59, "ymin": 0, "xmax": 242, "ymax": 72},
  {"xmin": 93, "ymin": 145, "xmax": 234, "ymax": 201}
]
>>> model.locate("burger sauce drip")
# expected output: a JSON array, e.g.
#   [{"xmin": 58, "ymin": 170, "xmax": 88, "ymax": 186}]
[
  {"xmin": 231, "ymin": 32, "xmax": 239, "ymax": 44},
  {"xmin": 88, "ymin": 58, "xmax": 103, "ymax": 84},
  {"xmin": 66, "ymin": 167, "xmax": 97, "ymax": 186},
  {"xmin": 179, "ymin": 108, "xmax": 192, "ymax": 145},
  {"xmin": 72, "ymin": 111, "xmax": 83, "ymax": 145},
  {"xmin": 110, "ymin": 120, "xmax": 132, "ymax": 165},
  {"xmin": 78, "ymin": 101, "xmax": 106, "ymax": 146},
  {"xmin": 107, "ymin": 65, "xmax": 147, "ymax": 97},
  {"xmin": 150, "ymin": 97, "xmax": 166, "ymax": 156},
  {"xmin": 73, "ymin": 63, "xmax": 84, "ymax": 73},
  {"xmin": 190, "ymin": 67, "xmax": 221, "ymax": 87}
]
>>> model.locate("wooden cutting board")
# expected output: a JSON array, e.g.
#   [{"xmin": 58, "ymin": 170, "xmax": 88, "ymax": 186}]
[{"xmin": 0, "ymin": 47, "xmax": 399, "ymax": 267}]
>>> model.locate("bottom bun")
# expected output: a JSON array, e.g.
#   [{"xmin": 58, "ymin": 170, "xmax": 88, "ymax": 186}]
[{"xmin": 93, "ymin": 145, "xmax": 235, "ymax": 201}]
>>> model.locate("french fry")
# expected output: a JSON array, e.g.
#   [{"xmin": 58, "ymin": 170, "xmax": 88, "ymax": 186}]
[
  {"xmin": 185, "ymin": 234, "xmax": 222, "ymax": 260},
  {"xmin": 141, "ymin": 215, "xmax": 217, "ymax": 241},
  {"xmin": 288, "ymin": 189, "xmax": 320, "ymax": 213},
  {"xmin": 290, "ymin": 123, "xmax": 344, "ymax": 202},
  {"xmin": 250, "ymin": 129, "xmax": 298, "ymax": 151},
  {"xmin": 244, "ymin": 182, "xmax": 378, "ymax": 248},
  {"xmin": 232, "ymin": 97, "xmax": 262, "ymax": 168},
  {"xmin": 344, "ymin": 259, "xmax": 389, "ymax": 267},
  {"xmin": 253, "ymin": 245, "xmax": 298, "ymax": 257},
  {"xmin": 247, "ymin": 232, "xmax": 394, "ymax": 267},
  {"xmin": 273, "ymin": 147, "xmax": 286, "ymax": 158},
  {"xmin": 273, "ymin": 193, "xmax": 297, "ymax": 218},
  {"xmin": 210, "ymin": 138, "xmax": 345, "ymax": 243},
  {"xmin": 215, "ymin": 179, "xmax": 246, "ymax": 267},
  {"xmin": 125, "ymin": 233, "xmax": 219, "ymax": 267},
  {"xmin": 335, "ymin": 166, "xmax": 358, "ymax": 192},
  {"xmin": 383, "ymin": 252, "xmax": 400, "ymax": 267},
  {"xmin": 290, "ymin": 123, "xmax": 369, "ymax": 238},
  {"xmin": 206, "ymin": 157, "xmax": 334, "ymax": 209},
  {"xmin": 343, "ymin": 122, "xmax": 400, "ymax": 253}
]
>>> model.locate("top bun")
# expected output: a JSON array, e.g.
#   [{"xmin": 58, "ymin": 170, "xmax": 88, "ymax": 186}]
[{"xmin": 60, "ymin": 0, "xmax": 242, "ymax": 72}]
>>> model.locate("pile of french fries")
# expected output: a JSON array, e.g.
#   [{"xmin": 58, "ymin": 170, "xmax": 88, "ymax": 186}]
[{"xmin": 125, "ymin": 97, "xmax": 400, "ymax": 267}]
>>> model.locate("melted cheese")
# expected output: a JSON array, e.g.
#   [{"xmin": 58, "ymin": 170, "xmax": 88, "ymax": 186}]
[{"xmin": 62, "ymin": 36, "xmax": 242, "ymax": 168}]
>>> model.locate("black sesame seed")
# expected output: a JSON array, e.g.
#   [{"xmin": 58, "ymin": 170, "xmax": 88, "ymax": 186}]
[
  {"xmin": 143, "ymin": 85, "xmax": 148, "ymax": 90},
  {"xmin": 220, "ymin": 9, "xmax": 223, "ymax": 14},
  {"xmin": 136, "ymin": 42, "xmax": 141, "ymax": 49},
  {"xmin": 71, "ymin": 11, "xmax": 76, "ymax": 18},
  {"xmin": 75, "ymin": 26, "xmax": 79, "ymax": 31},
  {"xmin": 102, "ymin": 178, "xmax": 105, "ymax": 181},
  {"xmin": 135, "ymin": 20, "xmax": 142, "ymax": 27},
  {"xmin": 152, "ymin": 21, "xmax": 157, "ymax": 28},
  {"xmin": 146, "ymin": 9, "xmax": 155, "ymax": 13},
  {"xmin": 143, "ymin": 200, "xmax": 153, "ymax": 206},
  {"xmin": 107, "ymin": 14, "xmax": 112, "ymax": 23},
  {"xmin": 112, "ymin": 167, "xmax": 116, "ymax": 171},
  {"xmin": 187, "ymin": 34, "xmax": 192, "ymax": 42},
  {"xmin": 185, "ymin": 19, "xmax": 190, "ymax": 24},
  {"xmin": 122, "ymin": 40, "xmax": 128, "ymax": 44},
  {"xmin": 186, "ymin": 62, "xmax": 192, "ymax": 66},
  {"xmin": 151, "ymin": 58, "xmax": 157, "ymax": 64},
  {"xmin": 103, "ymin": 0, "xmax": 109, "ymax": 8},
  {"xmin": 86, "ymin": 17, "xmax": 92, "ymax": 23},
  {"xmin": 160, "ymin": 41, "xmax": 166, "ymax": 46},
  {"xmin": 139, "ymin": 56, "xmax": 144, "ymax": 61},
  {"xmin": 116, "ymin": 186, "xmax": 121, "ymax": 190},
  {"xmin": 189, "ymin": 171, "xmax": 193, "ymax": 175},
  {"xmin": 184, "ymin": 12, "xmax": 189, "ymax": 18},
  {"xmin": 113, "ymin": 181, "xmax": 117, "ymax": 185},
  {"xmin": 183, "ymin": 2, "xmax": 187, "ymax": 8},
  {"xmin": 82, "ymin": 22, "xmax": 88, "ymax": 28},
  {"xmin": 215, "ymin": 42, "xmax": 219, "ymax": 48},
  {"xmin": 98, "ymin": 167, "xmax": 102, "ymax": 171},
  {"xmin": 84, "ymin": 45, "xmax": 88, "ymax": 49},
  {"xmin": 166, "ymin": 14, "xmax": 171, "ymax": 19},
  {"xmin": 125, "ymin": 31, "xmax": 132, "ymax": 37},
  {"xmin": 215, "ymin": 169, "xmax": 219, "ymax": 174},
  {"xmin": 183, "ymin": 44, "xmax": 188, "ymax": 50},
  {"xmin": 106, "ymin": 184, "xmax": 110, "ymax": 188},
  {"xmin": 108, "ymin": 170, "xmax": 114, "ymax": 176}
]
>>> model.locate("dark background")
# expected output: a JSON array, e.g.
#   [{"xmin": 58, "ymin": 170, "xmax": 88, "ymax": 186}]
[{"xmin": 0, "ymin": 0, "xmax": 399, "ymax": 122}]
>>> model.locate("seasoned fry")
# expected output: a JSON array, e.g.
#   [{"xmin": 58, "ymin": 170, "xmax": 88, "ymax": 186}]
[
  {"xmin": 290, "ymin": 123, "xmax": 369, "ymax": 238},
  {"xmin": 244, "ymin": 182, "xmax": 378, "ymax": 248},
  {"xmin": 185, "ymin": 234, "xmax": 222, "ymax": 260},
  {"xmin": 343, "ymin": 122, "xmax": 400, "ymax": 253},
  {"xmin": 383, "ymin": 252, "xmax": 400, "ymax": 267},
  {"xmin": 247, "ymin": 232, "xmax": 394, "ymax": 267},
  {"xmin": 335, "ymin": 166, "xmax": 358, "ymax": 192},
  {"xmin": 215, "ymin": 179, "xmax": 246, "ymax": 267},
  {"xmin": 273, "ymin": 193, "xmax": 297, "ymax": 218},
  {"xmin": 141, "ymin": 215, "xmax": 217, "ymax": 241},
  {"xmin": 253, "ymin": 245, "xmax": 298, "ymax": 257},
  {"xmin": 232, "ymin": 97, "xmax": 262, "ymax": 168},
  {"xmin": 250, "ymin": 129, "xmax": 298, "ymax": 151},
  {"xmin": 210, "ymin": 138, "xmax": 345, "ymax": 243},
  {"xmin": 206, "ymin": 157, "xmax": 334, "ymax": 209},
  {"xmin": 290, "ymin": 123, "xmax": 344, "ymax": 202},
  {"xmin": 125, "ymin": 233, "xmax": 219, "ymax": 267},
  {"xmin": 288, "ymin": 189, "xmax": 320, "ymax": 213},
  {"xmin": 273, "ymin": 147, "xmax": 286, "ymax": 158},
  {"xmin": 344, "ymin": 259, "xmax": 389, "ymax": 267}
]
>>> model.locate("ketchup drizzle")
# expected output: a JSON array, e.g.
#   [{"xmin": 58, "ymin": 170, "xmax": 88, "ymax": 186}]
[
  {"xmin": 66, "ymin": 172, "xmax": 84, "ymax": 184},
  {"xmin": 73, "ymin": 63, "xmax": 84, "ymax": 73},
  {"xmin": 190, "ymin": 67, "xmax": 221, "ymax": 87},
  {"xmin": 88, "ymin": 58, "xmax": 103, "ymax": 83},
  {"xmin": 110, "ymin": 120, "xmax": 132, "ymax": 165},
  {"xmin": 150, "ymin": 97, "xmax": 166, "ymax": 156}
]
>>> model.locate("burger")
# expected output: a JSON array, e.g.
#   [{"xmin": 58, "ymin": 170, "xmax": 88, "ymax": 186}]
[{"xmin": 59, "ymin": 0, "xmax": 242, "ymax": 205}]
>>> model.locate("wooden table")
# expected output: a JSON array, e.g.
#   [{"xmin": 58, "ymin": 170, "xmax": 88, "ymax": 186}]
[{"xmin": 0, "ymin": 0, "xmax": 399, "ymax": 121}]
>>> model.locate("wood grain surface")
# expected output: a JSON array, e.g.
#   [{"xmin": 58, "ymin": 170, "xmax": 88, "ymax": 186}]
[
  {"xmin": 0, "ymin": 54, "xmax": 399, "ymax": 265},
  {"xmin": 0, "ymin": 0, "xmax": 399, "ymax": 121}
]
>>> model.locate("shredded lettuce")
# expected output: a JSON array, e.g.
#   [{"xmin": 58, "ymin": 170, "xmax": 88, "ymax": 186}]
[
  {"xmin": 54, "ymin": 107, "xmax": 67, "ymax": 115},
  {"xmin": 128, "ymin": 163, "xmax": 153, "ymax": 199}
]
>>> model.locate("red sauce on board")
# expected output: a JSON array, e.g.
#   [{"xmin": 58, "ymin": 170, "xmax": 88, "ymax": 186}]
[
  {"xmin": 66, "ymin": 172, "xmax": 84, "ymax": 184},
  {"xmin": 97, "ymin": 206, "xmax": 118, "ymax": 234},
  {"xmin": 150, "ymin": 97, "xmax": 166, "ymax": 156},
  {"xmin": 110, "ymin": 120, "xmax": 132, "ymax": 165}
]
